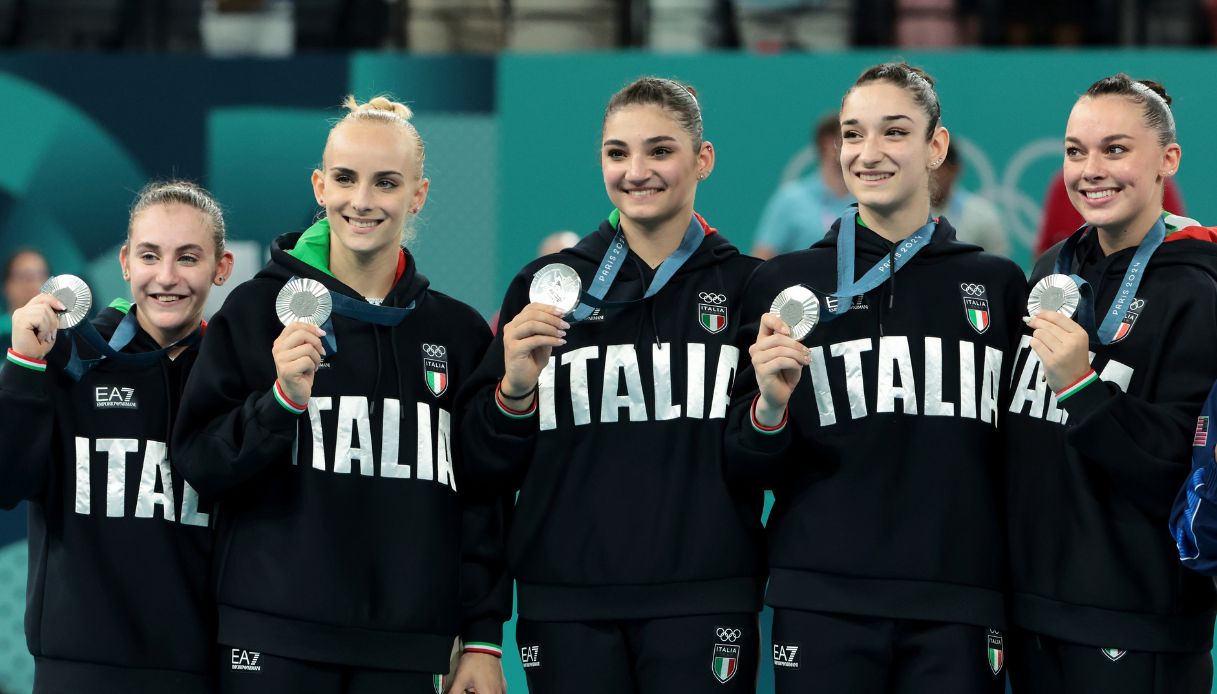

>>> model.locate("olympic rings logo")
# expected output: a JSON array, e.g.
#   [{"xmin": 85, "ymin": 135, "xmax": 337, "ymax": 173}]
[
  {"xmin": 422, "ymin": 344, "xmax": 447, "ymax": 358},
  {"xmin": 699, "ymin": 292, "xmax": 727, "ymax": 305},
  {"xmin": 960, "ymin": 283, "xmax": 986, "ymax": 296},
  {"xmin": 1130, "ymin": 298, "xmax": 1146, "ymax": 311},
  {"xmin": 716, "ymin": 628, "xmax": 741, "ymax": 642}
]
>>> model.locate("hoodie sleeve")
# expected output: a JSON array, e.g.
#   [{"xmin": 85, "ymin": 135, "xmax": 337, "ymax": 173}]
[
  {"xmin": 1170, "ymin": 380, "xmax": 1217, "ymax": 574},
  {"xmin": 0, "ymin": 344, "xmax": 63, "ymax": 508},
  {"xmin": 723, "ymin": 262, "xmax": 795, "ymax": 488},
  {"xmin": 1057, "ymin": 273, "xmax": 1217, "ymax": 518},
  {"xmin": 451, "ymin": 320, "xmax": 512, "ymax": 654},
  {"xmin": 171, "ymin": 283, "xmax": 301, "ymax": 498},
  {"xmin": 457, "ymin": 272, "xmax": 540, "ymax": 495}
]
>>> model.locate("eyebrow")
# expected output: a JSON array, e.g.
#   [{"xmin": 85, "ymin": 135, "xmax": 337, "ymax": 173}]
[
  {"xmin": 135, "ymin": 242, "xmax": 206, "ymax": 254},
  {"xmin": 330, "ymin": 166, "xmax": 404, "ymax": 178},
  {"xmin": 1064, "ymin": 134, "xmax": 1131, "ymax": 145},
  {"xmin": 602, "ymin": 135, "xmax": 679, "ymax": 147},
  {"xmin": 841, "ymin": 114, "xmax": 915, "ymax": 126}
]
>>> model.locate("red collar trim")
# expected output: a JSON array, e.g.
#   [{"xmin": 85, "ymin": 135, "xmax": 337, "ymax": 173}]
[
  {"xmin": 693, "ymin": 211, "xmax": 718, "ymax": 236},
  {"xmin": 394, "ymin": 249, "xmax": 408, "ymax": 284},
  {"xmin": 1164, "ymin": 225, "xmax": 1217, "ymax": 244}
]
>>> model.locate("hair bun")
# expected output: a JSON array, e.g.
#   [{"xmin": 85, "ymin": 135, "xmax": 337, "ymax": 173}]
[
  {"xmin": 342, "ymin": 94, "xmax": 414, "ymax": 121},
  {"xmin": 1137, "ymin": 79, "xmax": 1171, "ymax": 107}
]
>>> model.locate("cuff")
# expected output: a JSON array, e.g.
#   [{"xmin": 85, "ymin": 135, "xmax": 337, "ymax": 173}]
[
  {"xmin": 6, "ymin": 349, "xmax": 46, "ymax": 373},
  {"xmin": 272, "ymin": 380, "xmax": 308, "ymax": 415},
  {"xmin": 750, "ymin": 394, "xmax": 788, "ymax": 434},
  {"xmin": 495, "ymin": 382, "xmax": 537, "ymax": 419},
  {"xmin": 1057, "ymin": 370, "xmax": 1111, "ymax": 421},
  {"xmin": 462, "ymin": 642, "xmax": 503, "ymax": 658},
  {"xmin": 462, "ymin": 618, "xmax": 504, "ymax": 657}
]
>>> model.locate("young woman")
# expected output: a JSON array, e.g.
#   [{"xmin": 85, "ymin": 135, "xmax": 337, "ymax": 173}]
[
  {"xmin": 171, "ymin": 96, "xmax": 508, "ymax": 694},
  {"xmin": 1005, "ymin": 74, "xmax": 1217, "ymax": 694},
  {"xmin": 459, "ymin": 77, "xmax": 765, "ymax": 693},
  {"xmin": 724, "ymin": 63, "xmax": 1027, "ymax": 694},
  {"xmin": 0, "ymin": 181, "xmax": 233, "ymax": 693}
]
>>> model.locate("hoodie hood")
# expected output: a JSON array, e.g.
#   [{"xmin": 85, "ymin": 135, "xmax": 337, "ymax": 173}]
[
  {"xmin": 1043, "ymin": 213, "xmax": 1217, "ymax": 283},
  {"xmin": 260, "ymin": 220, "xmax": 430, "ymax": 309},
  {"xmin": 812, "ymin": 209, "xmax": 981, "ymax": 262},
  {"xmin": 556, "ymin": 211, "xmax": 741, "ymax": 280}
]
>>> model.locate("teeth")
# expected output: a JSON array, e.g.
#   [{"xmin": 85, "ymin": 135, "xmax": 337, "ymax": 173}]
[
  {"xmin": 859, "ymin": 173, "xmax": 891, "ymax": 181},
  {"xmin": 628, "ymin": 189, "xmax": 660, "ymax": 197},
  {"xmin": 154, "ymin": 295, "xmax": 180, "ymax": 302},
  {"xmin": 1085, "ymin": 190, "xmax": 1115, "ymax": 200},
  {"xmin": 350, "ymin": 219, "xmax": 379, "ymax": 228}
]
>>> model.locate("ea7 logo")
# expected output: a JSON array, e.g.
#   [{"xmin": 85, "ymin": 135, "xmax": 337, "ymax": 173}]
[
  {"xmin": 773, "ymin": 643, "xmax": 800, "ymax": 669},
  {"xmin": 520, "ymin": 645, "xmax": 541, "ymax": 668},
  {"xmin": 94, "ymin": 386, "xmax": 138, "ymax": 410},
  {"xmin": 230, "ymin": 649, "xmax": 262, "ymax": 672}
]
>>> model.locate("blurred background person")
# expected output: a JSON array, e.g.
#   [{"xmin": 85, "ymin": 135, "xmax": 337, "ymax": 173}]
[
  {"xmin": 931, "ymin": 146, "xmax": 1010, "ymax": 255},
  {"xmin": 751, "ymin": 113, "xmax": 853, "ymax": 259}
]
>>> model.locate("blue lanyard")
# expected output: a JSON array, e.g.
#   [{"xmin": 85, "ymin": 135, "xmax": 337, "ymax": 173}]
[
  {"xmin": 569, "ymin": 211, "xmax": 705, "ymax": 321},
  {"xmin": 824, "ymin": 207, "xmax": 937, "ymax": 319},
  {"xmin": 65, "ymin": 309, "xmax": 195, "ymax": 381},
  {"xmin": 317, "ymin": 288, "xmax": 415, "ymax": 355},
  {"xmin": 1053, "ymin": 217, "xmax": 1165, "ymax": 345}
]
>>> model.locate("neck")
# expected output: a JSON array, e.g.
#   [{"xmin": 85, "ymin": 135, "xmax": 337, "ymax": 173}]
[
  {"xmin": 1096, "ymin": 208, "xmax": 1162, "ymax": 256},
  {"xmin": 134, "ymin": 310, "xmax": 197, "ymax": 349},
  {"xmin": 857, "ymin": 198, "xmax": 931, "ymax": 244},
  {"xmin": 330, "ymin": 246, "xmax": 398, "ymax": 298},
  {"xmin": 619, "ymin": 210, "xmax": 693, "ymax": 268}
]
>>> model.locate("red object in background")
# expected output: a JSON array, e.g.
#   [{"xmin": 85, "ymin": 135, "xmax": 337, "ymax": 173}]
[{"xmin": 1035, "ymin": 171, "xmax": 1186, "ymax": 257}]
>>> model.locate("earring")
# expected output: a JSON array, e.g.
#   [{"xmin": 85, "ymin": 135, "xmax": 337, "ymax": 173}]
[
  {"xmin": 409, "ymin": 207, "xmax": 419, "ymax": 214},
  {"xmin": 216, "ymin": 276, "xmax": 224, "ymax": 284},
  {"xmin": 931, "ymin": 159, "xmax": 942, "ymax": 168},
  {"xmin": 696, "ymin": 172, "xmax": 706, "ymax": 180},
  {"xmin": 317, "ymin": 198, "xmax": 324, "ymax": 206}
]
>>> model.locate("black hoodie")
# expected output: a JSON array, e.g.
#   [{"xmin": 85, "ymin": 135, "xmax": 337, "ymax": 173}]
[
  {"xmin": 1005, "ymin": 219, "xmax": 1217, "ymax": 652},
  {"xmin": 0, "ymin": 304, "xmax": 213, "ymax": 694},
  {"xmin": 171, "ymin": 225, "xmax": 510, "ymax": 673},
  {"xmin": 458, "ymin": 215, "xmax": 766, "ymax": 621},
  {"xmin": 724, "ymin": 214, "xmax": 1027, "ymax": 628}
]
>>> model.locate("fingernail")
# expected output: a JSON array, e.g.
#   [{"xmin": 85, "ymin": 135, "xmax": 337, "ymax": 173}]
[
  {"xmin": 558, "ymin": 339, "xmax": 567, "ymax": 345},
  {"xmin": 318, "ymin": 329, "xmax": 327, "ymax": 336},
  {"xmin": 1022, "ymin": 316, "xmax": 1032, "ymax": 324},
  {"xmin": 558, "ymin": 330, "xmax": 567, "ymax": 337},
  {"xmin": 559, "ymin": 321, "xmax": 570, "ymax": 329}
]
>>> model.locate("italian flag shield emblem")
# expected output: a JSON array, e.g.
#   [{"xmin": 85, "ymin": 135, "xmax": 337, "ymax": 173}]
[
  {"xmin": 698, "ymin": 292, "xmax": 728, "ymax": 334},
  {"xmin": 1111, "ymin": 298, "xmax": 1145, "ymax": 343},
  {"xmin": 959, "ymin": 283, "xmax": 990, "ymax": 335},
  {"xmin": 712, "ymin": 644, "xmax": 739, "ymax": 683},
  {"xmin": 422, "ymin": 344, "xmax": 449, "ymax": 397},
  {"xmin": 986, "ymin": 630, "xmax": 1004, "ymax": 675}
]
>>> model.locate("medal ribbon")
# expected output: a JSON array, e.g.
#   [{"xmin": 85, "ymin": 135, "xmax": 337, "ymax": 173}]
[
  {"xmin": 569, "ymin": 211, "xmax": 705, "ymax": 321},
  {"xmin": 64, "ymin": 309, "xmax": 198, "ymax": 381},
  {"xmin": 823, "ymin": 207, "xmax": 937, "ymax": 320},
  {"xmin": 317, "ymin": 289, "xmax": 415, "ymax": 355},
  {"xmin": 1052, "ymin": 216, "xmax": 1165, "ymax": 345}
]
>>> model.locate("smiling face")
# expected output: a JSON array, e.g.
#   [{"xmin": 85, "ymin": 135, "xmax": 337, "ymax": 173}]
[
  {"xmin": 119, "ymin": 203, "xmax": 232, "ymax": 347},
  {"xmin": 311, "ymin": 120, "xmax": 428, "ymax": 263},
  {"xmin": 839, "ymin": 81, "xmax": 947, "ymax": 218},
  {"xmin": 1063, "ymin": 94, "xmax": 1180, "ymax": 240},
  {"xmin": 601, "ymin": 104, "xmax": 712, "ymax": 232}
]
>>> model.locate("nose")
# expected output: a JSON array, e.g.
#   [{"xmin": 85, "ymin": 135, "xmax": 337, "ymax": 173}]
[
  {"xmin": 1081, "ymin": 152, "xmax": 1106, "ymax": 181},
  {"xmin": 626, "ymin": 152, "xmax": 648, "ymax": 181},
  {"xmin": 859, "ymin": 134, "xmax": 883, "ymax": 167},
  {"xmin": 352, "ymin": 181, "xmax": 375, "ymax": 213},
  {"xmin": 155, "ymin": 257, "xmax": 180, "ymax": 287}
]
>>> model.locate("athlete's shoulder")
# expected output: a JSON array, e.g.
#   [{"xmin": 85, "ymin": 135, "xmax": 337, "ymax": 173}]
[{"xmin": 420, "ymin": 289, "xmax": 491, "ymax": 332}]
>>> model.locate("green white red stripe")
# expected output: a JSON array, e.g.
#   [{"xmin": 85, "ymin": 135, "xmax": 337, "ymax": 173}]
[
  {"xmin": 273, "ymin": 381, "xmax": 308, "ymax": 414},
  {"xmin": 1056, "ymin": 370, "xmax": 1098, "ymax": 402},
  {"xmin": 6, "ymin": 349, "xmax": 46, "ymax": 372},
  {"xmin": 464, "ymin": 642, "xmax": 503, "ymax": 657}
]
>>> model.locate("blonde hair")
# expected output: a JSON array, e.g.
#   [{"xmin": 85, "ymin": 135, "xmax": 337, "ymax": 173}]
[{"xmin": 327, "ymin": 94, "xmax": 426, "ymax": 180}]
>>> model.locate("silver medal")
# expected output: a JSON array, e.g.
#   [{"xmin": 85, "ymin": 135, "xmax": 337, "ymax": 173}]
[
  {"xmin": 769, "ymin": 285, "xmax": 821, "ymax": 340},
  {"xmin": 529, "ymin": 263, "xmax": 582, "ymax": 315},
  {"xmin": 40, "ymin": 274, "xmax": 92, "ymax": 329},
  {"xmin": 276, "ymin": 277, "xmax": 332, "ymax": 326},
  {"xmin": 1028, "ymin": 274, "xmax": 1081, "ymax": 318}
]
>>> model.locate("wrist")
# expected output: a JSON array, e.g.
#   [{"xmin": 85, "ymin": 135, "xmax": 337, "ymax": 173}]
[
  {"xmin": 7, "ymin": 348, "xmax": 47, "ymax": 372},
  {"xmin": 495, "ymin": 381, "xmax": 537, "ymax": 417},
  {"xmin": 273, "ymin": 380, "xmax": 308, "ymax": 414},
  {"xmin": 1055, "ymin": 369, "xmax": 1098, "ymax": 402},
  {"xmin": 752, "ymin": 394, "xmax": 788, "ymax": 431}
]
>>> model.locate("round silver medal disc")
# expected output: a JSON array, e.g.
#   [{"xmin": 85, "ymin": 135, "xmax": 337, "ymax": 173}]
[
  {"xmin": 1027, "ymin": 274, "xmax": 1081, "ymax": 318},
  {"xmin": 40, "ymin": 274, "xmax": 92, "ymax": 329},
  {"xmin": 769, "ymin": 285, "xmax": 821, "ymax": 340},
  {"xmin": 276, "ymin": 278, "xmax": 332, "ymax": 326},
  {"xmin": 529, "ymin": 263, "xmax": 582, "ymax": 315}
]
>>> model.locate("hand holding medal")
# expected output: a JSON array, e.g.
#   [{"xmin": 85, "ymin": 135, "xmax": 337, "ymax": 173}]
[
  {"xmin": 498, "ymin": 264, "xmax": 577, "ymax": 404},
  {"xmin": 10, "ymin": 275, "xmax": 90, "ymax": 360},
  {"xmin": 749, "ymin": 286, "xmax": 816, "ymax": 424},
  {"xmin": 272, "ymin": 278, "xmax": 331, "ymax": 407},
  {"xmin": 1025, "ymin": 275, "xmax": 1091, "ymax": 394}
]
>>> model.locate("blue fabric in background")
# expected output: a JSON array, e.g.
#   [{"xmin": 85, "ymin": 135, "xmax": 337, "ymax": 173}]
[{"xmin": 0, "ymin": 508, "xmax": 24, "ymax": 549}]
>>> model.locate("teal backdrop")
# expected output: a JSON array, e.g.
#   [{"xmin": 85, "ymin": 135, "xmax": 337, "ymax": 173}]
[{"xmin": 1, "ymin": 50, "xmax": 1216, "ymax": 694}]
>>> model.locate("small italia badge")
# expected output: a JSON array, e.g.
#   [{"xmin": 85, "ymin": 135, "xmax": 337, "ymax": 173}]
[
  {"xmin": 712, "ymin": 643, "xmax": 739, "ymax": 684},
  {"xmin": 987, "ymin": 629, "xmax": 1004, "ymax": 675},
  {"xmin": 422, "ymin": 344, "xmax": 448, "ymax": 396}
]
